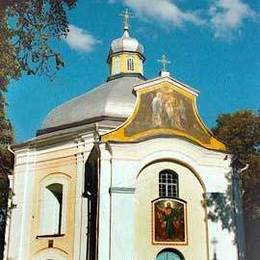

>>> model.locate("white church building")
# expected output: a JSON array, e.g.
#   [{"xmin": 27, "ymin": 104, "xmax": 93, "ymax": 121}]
[{"xmin": 5, "ymin": 10, "xmax": 240, "ymax": 260}]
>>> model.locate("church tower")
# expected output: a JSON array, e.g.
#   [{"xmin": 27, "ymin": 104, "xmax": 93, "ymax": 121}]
[{"xmin": 107, "ymin": 9, "xmax": 145, "ymax": 80}]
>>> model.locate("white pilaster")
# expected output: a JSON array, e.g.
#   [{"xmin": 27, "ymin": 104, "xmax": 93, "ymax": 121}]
[
  {"xmin": 73, "ymin": 139, "xmax": 92, "ymax": 260},
  {"xmin": 8, "ymin": 147, "xmax": 36, "ymax": 260},
  {"xmin": 110, "ymin": 191, "xmax": 135, "ymax": 260},
  {"xmin": 98, "ymin": 145, "xmax": 112, "ymax": 260}
]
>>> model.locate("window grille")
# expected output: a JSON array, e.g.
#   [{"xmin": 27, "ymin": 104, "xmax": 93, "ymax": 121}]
[
  {"xmin": 127, "ymin": 58, "xmax": 134, "ymax": 71},
  {"xmin": 159, "ymin": 170, "xmax": 178, "ymax": 198}
]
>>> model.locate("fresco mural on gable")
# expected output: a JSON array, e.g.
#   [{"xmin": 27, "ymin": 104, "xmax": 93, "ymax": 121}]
[
  {"xmin": 124, "ymin": 85, "xmax": 211, "ymax": 144},
  {"xmin": 152, "ymin": 198, "xmax": 187, "ymax": 245}
]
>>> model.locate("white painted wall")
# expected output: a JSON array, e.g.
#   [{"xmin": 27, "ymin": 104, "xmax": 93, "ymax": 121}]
[
  {"xmin": 73, "ymin": 137, "xmax": 94, "ymax": 260},
  {"xmin": 134, "ymin": 161, "xmax": 207, "ymax": 260},
  {"xmin": 97, "ymin": 137, "xmax": 238, "ymax": 260},
  {"xmin": 207, "ymin": 213, "xmax": 238, "ymax": 260},
  {"xmin": 98, "ymin": 145, "xmax": 112, "ymax": 260},
  {"xmin": 6, "ymin": 133, "xmax": 238, "ymax": 260}
]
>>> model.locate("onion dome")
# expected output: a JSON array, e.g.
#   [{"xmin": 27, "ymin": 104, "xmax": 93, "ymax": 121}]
[{"xmin": 110, "ymin": 30, "xmax": 144, "ymax": 55}]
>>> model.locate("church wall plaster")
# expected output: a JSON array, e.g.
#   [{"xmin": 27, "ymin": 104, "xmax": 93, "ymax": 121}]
[
  {"xmin": 29, "ymin": 154, "xmax": 77, "ymax": 259},
  {"xmin": 134, "ymin": 161, "xmax": 207, "ymax": 260},
  {"xmin": 7, "ymin": 136, "xmax": 96, "ymax": 260},
  {"xmin": 99, "ymin": 137, "xmax": 237, "ymax": 260}
]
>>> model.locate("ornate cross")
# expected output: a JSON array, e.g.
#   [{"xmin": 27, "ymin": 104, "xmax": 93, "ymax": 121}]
[
  {"xmin": 157, "ymin": 54, "xmax": 171, "ymax": 72},
  {"xmin": 120, "ymin": 8, "xmax": 134, "ymax": 30}
]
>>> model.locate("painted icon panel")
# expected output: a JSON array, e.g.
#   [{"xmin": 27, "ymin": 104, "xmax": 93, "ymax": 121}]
[
  {"xmin": 152, "ymin": 198, "xmax": 187, "ymax": 245},
  {"xmin": 125, "ymin": 85, "xmax": 210, "ymax": 144}
]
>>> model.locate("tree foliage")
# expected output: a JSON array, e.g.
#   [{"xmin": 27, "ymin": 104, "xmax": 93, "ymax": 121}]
[
  {"xmin": 0, "ymin": 0, "xmax": 77, "ymax": 91},
  {"xmin": 212, "ymin": 110, "xmax": 260, "ymax": 160},
  {"xmin": 212, "ymin": 110, "xmax": 260, "ymax": 219},
  {"xmin": 0, "ymin": 0, "xmax": 76, "ymax": 257},
  {"xmin": 212, "ymin": 110, "xmax": 260, "ymax": 260},
  {"xmin": 0, "ymin": 92, "xmax": 13, "ymax": 259}
]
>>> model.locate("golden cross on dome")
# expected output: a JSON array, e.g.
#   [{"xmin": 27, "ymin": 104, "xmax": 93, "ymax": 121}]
[
  {"xmin": 120, "ymin": 8, "xmax": 134, "ymax": 31},
  {"xmin": 158, "ymin": 54, "xmax": 171, "ymax": 72}
]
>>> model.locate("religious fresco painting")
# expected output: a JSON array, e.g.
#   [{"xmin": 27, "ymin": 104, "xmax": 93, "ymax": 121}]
[
  {"xmin": 125, "ymin": 85, "xmax": 211, "ymax": 144},
  {"xmin": 152, "ymin": 198, "xmax": 187, "ymax": 245}
]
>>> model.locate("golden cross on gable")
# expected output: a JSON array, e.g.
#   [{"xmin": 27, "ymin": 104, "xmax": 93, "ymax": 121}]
[
  {"xmin": 120, "ymin": 8, "xmax": 134, "ymax": 30},
  {"xmin": 157, "ymin": 54, "xmax": 171, "ymax": 72}
]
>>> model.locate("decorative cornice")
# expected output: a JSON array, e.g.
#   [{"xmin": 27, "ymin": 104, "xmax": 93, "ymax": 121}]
[
  {"xmin": 107, "ymin": 50, "xmax": 145, "ymax": 63},
  {"xmin": 12, "ymin": 120, "xmax": 119, "ymax": 151},
  {"xmin": 37, "ymin": 116, "xmax": 126, "ymax": 136},
  {"xmin": 107, "ymin": 73, "xmax": 146, "ymax": 82}
]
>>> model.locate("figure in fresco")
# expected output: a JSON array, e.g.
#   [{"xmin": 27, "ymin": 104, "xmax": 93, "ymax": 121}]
[
  {"xmin": 154, "ymin": 199, "xmax": 185, "ymax": 243},
  {"xmin": 179, "ymin": 99, "xmax": 188, "ymax": 129},
  {"xmin": 152, "ymin": 92, "xmax": 163, "ymax": 127},
  {"xmin": 162, "ymin": 202, "xmax": 176, "ymax": 239},
  {"xmin": 163, "ymin": 94, "xmax": 183, "ymax": 129},
  {"xmin": 151, "ymin": 90, "xmax": 188, "ymax": 130},
  {"xmin": 155, "ymin": 201, "xmax": 176, "ymax": 240},
  {"xmin": 164, "ymin": 96, "xmax": 177, "ymax": 128},
  {"xmin": 125, "ymin": 88, "xmax": 211, "ymax": 145}
]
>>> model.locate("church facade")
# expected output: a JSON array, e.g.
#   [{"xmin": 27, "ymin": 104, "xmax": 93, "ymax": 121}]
[{"xmin": 5, "ymin": 12, "xmax": 239, "ymax": 260}]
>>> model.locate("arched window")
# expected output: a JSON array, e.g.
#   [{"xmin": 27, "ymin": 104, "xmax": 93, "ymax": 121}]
[
  {"xmin": 38, "ymin": 176, "xmax": 69, "ymax": 237},
  {"xmin": 156, "ymin": 249, "xmax": 184, "ymax": 260},
  {"xmin": 40, "ymin": 183, "xmax": 63, "ymax": 235},
  {"xmin": 127, "ymin": 57, "xmax": 134, "ymax": 71},
  {"xmin": 159, "ymin": 170, "xmax": 179, "ymax": 198},
  {"xmin": 114, "ymin": 56, "xmax": 120, "ymax": 74}
]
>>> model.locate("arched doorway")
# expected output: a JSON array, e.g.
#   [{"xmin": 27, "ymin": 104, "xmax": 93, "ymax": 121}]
[{"xmin": 156, "ymin": 249, "xmax": 184, "ymax": 260}]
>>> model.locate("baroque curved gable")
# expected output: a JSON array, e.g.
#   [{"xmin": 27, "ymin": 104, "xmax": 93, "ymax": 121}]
[{"xmin": 102, "ymin": 76, "xmax": 226, "ymax": 151}]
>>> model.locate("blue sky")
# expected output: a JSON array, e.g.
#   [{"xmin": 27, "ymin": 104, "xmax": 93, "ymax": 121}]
[{"xmin": 6, "ymin": 0, "xmax": 260, "ymax": 142}]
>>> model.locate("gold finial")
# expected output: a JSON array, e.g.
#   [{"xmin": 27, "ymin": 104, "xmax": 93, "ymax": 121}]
[
  {"xmin": 120, "ymin": 8, "xmax": 134, "ymax": 31},
  {"xmin": 157, "ymin": 54, "xmax": 171, "ymax": 72}
]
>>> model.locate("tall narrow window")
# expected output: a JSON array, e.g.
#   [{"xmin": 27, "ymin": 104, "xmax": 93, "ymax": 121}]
[
  {"xmin": 127, "ymin": 57, "xmax": 134, "ymax": 71},
  {"xmin": 114, "ymin": 56, "xmax": 120, "ymax": 75},
  {"xmin": 159, "ymin": 170, "xmax": 178, "ymax": 198},
  {"xmin": 139, "ymin": 60, "xmax": 143, "ymax": 75},
  {"xmin": 40, "ymin": 183, "xmax": 63, "ymax": 235}
]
